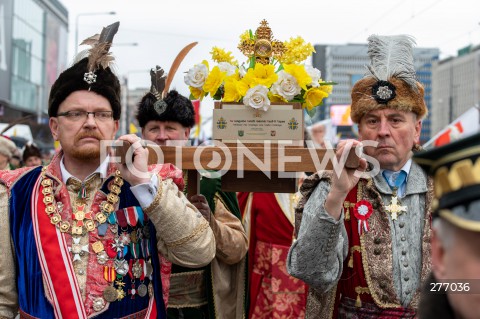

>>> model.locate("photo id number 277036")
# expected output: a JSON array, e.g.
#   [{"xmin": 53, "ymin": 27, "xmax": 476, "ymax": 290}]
[{"xmin": 429, "ymin": 281, "xmax": 472, "ymax": 293}]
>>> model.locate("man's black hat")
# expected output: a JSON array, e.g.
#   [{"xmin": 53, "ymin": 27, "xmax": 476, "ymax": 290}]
[
  {"xmin": 413, "ymin": 132, "xmax": 480, "ymax": 231},
  {"xmin": 48, "ymin": 22, "xmax": 121, "ymax": 120},
  {"xmin": 136, "ymin": 65, "xmax": 195, "ymax": 128}
]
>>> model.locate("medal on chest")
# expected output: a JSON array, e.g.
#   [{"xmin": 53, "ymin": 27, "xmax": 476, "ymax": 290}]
[{"xmin": 385, "ymin": 189, "xmax": 407, "ymax": 220}]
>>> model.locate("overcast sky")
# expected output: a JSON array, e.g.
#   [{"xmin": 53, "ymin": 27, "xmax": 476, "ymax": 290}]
[{"xmin": 59, "ymin": 0, "xmax": 480, "ymax": 123}]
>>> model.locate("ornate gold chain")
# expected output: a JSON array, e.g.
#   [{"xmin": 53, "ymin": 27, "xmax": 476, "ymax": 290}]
[{"xmin": 40, "ymin": 167, "xmax": 124, "ymax": 236}]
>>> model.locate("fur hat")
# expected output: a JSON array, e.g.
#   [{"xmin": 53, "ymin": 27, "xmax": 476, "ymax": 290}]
[
  {"xmin": 136, "ymin": 90, "xmax": 195, "ymax": 128},
  {"xmin": 48, "ymin": 22, "xmax": 121, "ymax": 120},
  {"xmin": 350, "ymin": 35, "xmax": 427, "ymax": 123},
  {"xmin": 22, "ymin": 142, "xmax": 42, "ymax": 162},
  {"xmin": 136, "ymin": 48, "xmax": 198, "ymax": 129},
  {"xmin": 0, "ymin": 136, "xmax": 16, "ymax": 159}
]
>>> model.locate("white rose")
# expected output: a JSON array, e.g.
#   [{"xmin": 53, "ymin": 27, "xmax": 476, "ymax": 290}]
[
  {"xmin": 271, "ymin": 70, "xmax": 301, "ymax": 100},
  {"xmin": 184, "ymin": 63, "xmax": 209, "ymax": 88},
  {"xmin": 243, "ymin": 85, "xmax": 271, "ymax": 111},
  {"xmin": 218, "ymin": 62, "xmax": 236, "ymax": 76},
  {"xmin": 305, "ymin": 65, "xmax": 321, "ymax": 87}
]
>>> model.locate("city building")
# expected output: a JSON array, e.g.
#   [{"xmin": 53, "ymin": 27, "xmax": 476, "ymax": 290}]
[
  {"xmin": 431, "ymin": 45, "xmax": 480, "ymax": 136},
  {"xmin": 0, "ymin": 0, "xmax": 68, "ymax": 144},
  {"xmin": 312, "ymin": 42, "xmax": 439, "ymax": 143}
]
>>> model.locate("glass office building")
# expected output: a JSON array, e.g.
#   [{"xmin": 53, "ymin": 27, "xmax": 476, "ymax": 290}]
[{"xmin": 0, "ymin": 0, "xmax": 67, "ymax": 129}]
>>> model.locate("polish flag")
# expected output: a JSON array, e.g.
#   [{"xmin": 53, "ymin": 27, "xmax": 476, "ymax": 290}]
[{"xmin": 424, "ymin": 106, "xmax": 480, "ymax": 149}]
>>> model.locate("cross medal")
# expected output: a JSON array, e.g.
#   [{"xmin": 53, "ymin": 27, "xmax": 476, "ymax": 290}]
[{"xmin": 385, "ymin": 188, "xmax": 407, "ymax": 220}]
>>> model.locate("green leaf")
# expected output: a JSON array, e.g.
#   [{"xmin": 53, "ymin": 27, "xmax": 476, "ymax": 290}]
[
  {"xmin": 249, "ymin": 57, "xmax": 255, "ymax": 69},
  {"xmin": 319, "ymin": 81, "xmax": 337, "ymax": 86},
  {"xmin": 189, "ymin": 93, "xmax": 195, "ymax": 100},
  {"xmin": 276, "ymin": 63, "xmax": 284, "ymax": 72},
  {"xmin": 249, "ymin": 29, "xmax": 254, "ymax": 40},
  {"xmin": 212, "ymin": 86, "xmax": 225, "ymax": 100}
]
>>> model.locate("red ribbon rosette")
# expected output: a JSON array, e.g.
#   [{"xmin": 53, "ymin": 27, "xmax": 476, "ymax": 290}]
[{"xmin": 353, "ymin": 200, "xmax": 373, "ymax": 235}]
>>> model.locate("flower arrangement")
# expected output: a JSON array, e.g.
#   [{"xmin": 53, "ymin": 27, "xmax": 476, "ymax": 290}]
[{"xmin": 184, "ymin": 20, "xmax": 334, "ymax": 117}]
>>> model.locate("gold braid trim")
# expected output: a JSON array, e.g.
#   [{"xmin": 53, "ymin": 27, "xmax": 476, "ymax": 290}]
[
  {"xmin": 166, "ymin": 221, "xmax": 210, "ymax": 249},
  {"xmin": 343, "ymin": 201, "xmax": 354, "ymax": 221},
  {"xmin": 359, "ymin": 179, "xmax": 400, "ymax": 308},
  {"xmin": 360, "ymin": 234, "xmax": 400, "ymax": 308},
  {"xmin": 143, "ymin": 177, "xmax": 163, "ymax": 215},
  {"xmin": 170, "ymin": 269, "xmax": 205, "ymax": 277},
  {"xmin": 167, "ymin": 301, "xmax": 208, "ymax": 309},
  {"xmin": 348, "ymin": 245, "xmax": 361, "ymax": 268}
]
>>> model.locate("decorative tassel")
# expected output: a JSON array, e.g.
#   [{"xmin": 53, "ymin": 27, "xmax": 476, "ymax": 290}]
[
  {"xmin": 355, "ymin": 286, "xmax": 370, "ymax": 308},
  {"xmin": 349, "ymin": 246, "xmax": 361, "ymax": 268},
  {"xmin": 343, "ymin": 201, "xmax": 351, "ymax": 221},
  {"xmin": 355, "ymin": 294, "xmax": 362, "ymax": 308},
  {"xmin": 348, "ymin": 254, "xmax": 354, "ymax": 268}
]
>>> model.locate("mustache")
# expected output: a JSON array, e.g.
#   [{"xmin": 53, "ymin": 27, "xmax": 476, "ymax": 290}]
[{"xmin": 74, "ymin": 131, "xmax": 103, "ymax": 143}]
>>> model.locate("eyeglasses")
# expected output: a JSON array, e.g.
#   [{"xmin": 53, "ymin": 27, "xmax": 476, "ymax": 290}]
[{"xmin": 57, "ymin": 110, "xmax": 113, "ymax": 122}]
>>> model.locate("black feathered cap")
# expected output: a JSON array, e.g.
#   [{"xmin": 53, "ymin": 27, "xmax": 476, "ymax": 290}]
[
  {"xmin": 136, "ymin": 90, "xmax": 195, "ymax": 128},
  {"xmin": 48, "ymin": 58, "xmax": 121, "ymax": 119},
  {"xmin": 48, "ymin": 22, "xmax": 121, "ymax": 120}
]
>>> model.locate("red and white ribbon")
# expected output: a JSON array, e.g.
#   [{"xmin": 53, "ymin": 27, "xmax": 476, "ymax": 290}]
[{"xmin": 353, "ymin": 200, "xmax": 373, "ymax": 235}]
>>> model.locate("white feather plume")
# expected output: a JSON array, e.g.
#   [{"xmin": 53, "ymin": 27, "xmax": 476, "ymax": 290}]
[{"xmin": 366, "ymin": 35, "xmax": 418, "ymax": 91}]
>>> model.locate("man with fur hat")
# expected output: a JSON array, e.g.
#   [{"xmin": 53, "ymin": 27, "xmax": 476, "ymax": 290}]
[
  {"xmin": 287, "ymin": 35, "xmax": 433, "ymax": 318},
  {"xmin": 414, "ymin": 132, "xmax": 480, "ymax": 319},
  {"xmin": 0, "ymin": 23, "xmax": 215, "ymax": 319},
  {"xmin": 136, "ymin": 65, "xmax": 248, "ymax": 319},
  {"xmin": 22, "ymin": 142, "xmax": 43, "ymax": 167},
  {"xmin": 0, "ymin": 136, "xmax": 17, "ymax": 170}
]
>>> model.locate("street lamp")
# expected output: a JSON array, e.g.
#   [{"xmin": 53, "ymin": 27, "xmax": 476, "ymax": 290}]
[{"xmin": 75, "ymin": 11, "xmax": 116, "ymax": 54}]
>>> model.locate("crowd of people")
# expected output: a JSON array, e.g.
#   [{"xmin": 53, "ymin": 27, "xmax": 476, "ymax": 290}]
[
  {"xmin": 0, "ymin": 22, "xmax": 478, "ymax": 319},
  {"xmin": 0, "ymin": 136, "xmax": 47, "ymax": 170}
]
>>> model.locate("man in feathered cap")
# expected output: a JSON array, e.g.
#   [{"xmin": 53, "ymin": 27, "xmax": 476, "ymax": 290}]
[
  {"xmin": 136, "ymin": 65, "xmax": 248, "ymax": 319},
  {"xmin": 414, "ymin": 132, "xmax": 480, "ymax": 319},
  {"xmin": 287, "ymin": 35, "xmax": 432, "ymax": 318},
  {"xmin": 0, "ymin": 23, "xmax": 215, "ymax": 319}
]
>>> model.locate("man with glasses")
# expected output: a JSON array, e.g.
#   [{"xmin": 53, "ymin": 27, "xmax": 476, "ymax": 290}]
[{"xmin": 0, "ymin": 22, "xmax": 215, "ymax": 319}]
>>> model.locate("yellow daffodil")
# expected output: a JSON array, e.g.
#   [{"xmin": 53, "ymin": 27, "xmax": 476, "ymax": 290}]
[
  {"xmin": 320, "ymin": 83, "xmax": 333, "ymax": 94},
  {"xmin": 239, "ymin": 30, "xmax": 252, "ymax": 42},
  {"xmin": 203, "ymin": 66, "xmax": 226, "ymax": 97},
  {"xmin": 280, "ymin": 37, "xmax": 315, "ymax": 64},
  {"xmin": 283, "ymin": 64, "xmax": 312, "ymax": 91},
  {"xmin": 210, "ymin": 47, "xmax": 237, "ymax": 65},
  {"xmin": 223, "ymin": 76, "xmax": 243, "ymax": 102},
  {"xmin": 268, "ymin": 93, "xmax": 288, "ymax": 103},
  {"xmin": 303, "ymin": 87, "xmax": 328, "ymax": 110},
  {"xmin": 243, "ymin": 64, "xmax": 278, "ymax": 88},
  {"xmin": 189, "ymin": 86, "xmax": 205, "ymax": 100}
]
